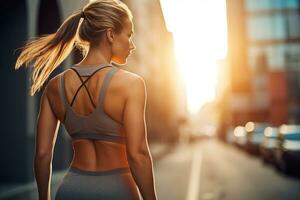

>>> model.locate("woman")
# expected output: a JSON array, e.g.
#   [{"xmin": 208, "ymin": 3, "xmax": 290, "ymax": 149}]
[{"xmin": 15, "ymin": 0, "xmax": 157, "ymax": 199}]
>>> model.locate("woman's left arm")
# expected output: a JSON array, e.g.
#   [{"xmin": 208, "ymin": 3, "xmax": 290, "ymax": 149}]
[{"xmin": 34, "ymin": 83, "xmax": 60, "ymax": 200}]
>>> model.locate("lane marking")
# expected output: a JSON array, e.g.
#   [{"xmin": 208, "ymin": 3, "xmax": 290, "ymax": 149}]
[{"xmin": 186, "ymin": 143, "xmax": 202, "ymax": 200}]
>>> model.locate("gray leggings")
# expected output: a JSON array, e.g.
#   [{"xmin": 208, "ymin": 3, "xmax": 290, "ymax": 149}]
[{"xmin": 55, "ymin": 166, "xmax": 140, "ymax": 200}]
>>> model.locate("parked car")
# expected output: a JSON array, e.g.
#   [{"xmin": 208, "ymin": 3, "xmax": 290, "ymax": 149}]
[
  {"xmin": 233, "ymin": 126, "xmax": 247, "ymax": 149},
  {"xmin": 245, "ymin": 122, "xmax": 270, "ymax": 155},
  {"xmin": 260, "ymin": 126, "xmax": 279, "ymax": 164},
  {"xmin": 275, "ymin": 124, "xmax": 300, "ymax": 175}
]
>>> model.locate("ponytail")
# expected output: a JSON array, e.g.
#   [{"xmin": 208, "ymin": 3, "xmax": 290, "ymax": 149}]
[{"xmin": 15, "ymin": 11, "xmax": 83, "ymax": 96}]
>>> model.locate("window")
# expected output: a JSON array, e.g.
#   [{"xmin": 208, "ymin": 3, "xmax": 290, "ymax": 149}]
[
  {"xmin": 247, "ymin": 14, "xmax": 287, "ymax": 40},
  {"xmin": 248, "ymin": 45, "xmax": 286, "ymax": 70},
  {"xmin": 245, "ymin": 0, "xmax": 299, "ymax": 11},
  {"xmin": 245, "ymin": 0, "xmax": 272, "ymax": 11},
  {"xmin": 285, "ymin": 44, "xmax": 300, "ymax": 69},
  {"xmin": 287, "ymin": 11, "xmax": 300, "ymax": 38}
]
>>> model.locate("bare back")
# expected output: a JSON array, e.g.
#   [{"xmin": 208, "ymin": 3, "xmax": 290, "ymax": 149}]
[{"xmin": 47, "ymin": 64, "xmax": 135, "ymax": 171}]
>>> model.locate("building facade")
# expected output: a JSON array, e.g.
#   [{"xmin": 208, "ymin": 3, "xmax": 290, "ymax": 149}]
[
  {"xmin": 223, "ymin": 0, "xmax": 300, "ymax": 139},
  {"xmin": 122, "ymin": 0, "xmax": 186, "ymax": 141}
]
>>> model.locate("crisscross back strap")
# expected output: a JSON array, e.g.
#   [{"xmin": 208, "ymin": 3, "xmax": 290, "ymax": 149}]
[
  {"xmin": 58, "ymin": 64, "xmax": 119, "ymax": 122},
  {"xmin": 70, "ymin": 68, "xmax": 98, "ymax": 108},
  {"xmin": 68, "ymin": 65, "xmax": 112, "ymax": 108}
]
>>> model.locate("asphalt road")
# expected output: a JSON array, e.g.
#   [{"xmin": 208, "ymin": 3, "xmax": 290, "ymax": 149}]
[
  {"xmin": 151, "ymin": 139, "xmax": 300, "ymax": 200},
  {"xmin": 198, "ymin": 139, "xmax": 300, "ymax": 200}
]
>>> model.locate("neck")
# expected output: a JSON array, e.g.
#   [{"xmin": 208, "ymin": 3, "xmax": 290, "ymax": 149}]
[{"xmin": 80, "ymin": 44, "xmax": 112, "ymax": 65}]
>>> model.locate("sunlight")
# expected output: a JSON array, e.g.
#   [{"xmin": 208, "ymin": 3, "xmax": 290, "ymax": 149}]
[{"xmin": 160, "ymin": 0, "xmax": 228, "ymax": 114}]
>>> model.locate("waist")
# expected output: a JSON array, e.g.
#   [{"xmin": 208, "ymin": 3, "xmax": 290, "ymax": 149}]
[{"xmin": 68, "ymin": 166, "xmax": 131, "ymax": 176}]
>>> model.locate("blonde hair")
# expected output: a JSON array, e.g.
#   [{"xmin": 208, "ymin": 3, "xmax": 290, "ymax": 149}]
[{"xmin": 15, "ymin": 0, "xmax": 132, "ymax": 96}]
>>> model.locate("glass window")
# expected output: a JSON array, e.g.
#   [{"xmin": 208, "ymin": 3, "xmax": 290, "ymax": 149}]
[
  {"xmin": 247, "ymin": 14, "xmax": 287, "ymax": 40},
  {"xmin": 248, "ymin": 46, "xmax": 269, "ymax": 71},
  {"xmin": 285, "ymin": 44, "xmax": 300, "ymax": 69},
  {"xmin": 287, "ymin": 11, "xmax": 300, "ymax": 38},
  {"xmin": 248, "ymin": 46, "xmax": 262, "ymax": 70},
  {"xmin": 245, "ymin": 0, "xmax": 299, "ymax": 11},
  {"xmin": 272, "ymin": 13, "xmax": 287, "ymax": 39},
  {"xmin": 266, "ymin": 44, "xmax": 286, "ymax": 70},
  {"xmin": 249, "ymin": 45, "xmax": 287, "ymax": 71},
  {"xmin": 269, "ymin": 0, "xmax": 285, "ymax": 9},
  {"xmin": 247, "ymin": 15, "xmax": 270, "ymax": 40},
  {"xmin": 245, "ymin": 0, "xmax": 270, "ymax": 11},
  {"xmin": 285, "ymin": 0, "xmax": 300, "ymax": 9}
]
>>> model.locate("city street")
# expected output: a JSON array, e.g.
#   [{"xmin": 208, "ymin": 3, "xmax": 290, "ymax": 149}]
[
  {"xmin": 197, "ymin": 140, "xmax": 300, "ymax": 200},
  {"xmin": 2, "ymin": 139, "xmax": 300, "ymax": 200},
  {"xmin": 155, "ymin": 139, "xmax": 300, "ymax": 200},
  {"xmin": 3, "ymin": 1, "xmax": 300, "ymax": 200}
]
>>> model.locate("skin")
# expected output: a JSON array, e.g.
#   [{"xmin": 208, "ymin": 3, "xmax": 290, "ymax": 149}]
[{"xmin": 34, "ymin": 17, "xmax": 157, "ymax": 200}]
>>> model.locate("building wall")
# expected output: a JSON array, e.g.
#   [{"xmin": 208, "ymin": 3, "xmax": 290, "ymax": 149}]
[
  {"xmin": 226, "ymin": 0, "xmax": 251, "ymax": 94},
  {"xmin": 226, "ymin": 0, "xmax": 253, "ymax": 128},
  {"xmin": 0, "ymin": 0, "xmax": 89, "ymax": 184},
  {"xmin": 122, "ymin": 0, "xmax": 185, "ymax": 141},
  {"xmin": 0, "ymin": 0, "xmax": 29, "ymax": 183}
]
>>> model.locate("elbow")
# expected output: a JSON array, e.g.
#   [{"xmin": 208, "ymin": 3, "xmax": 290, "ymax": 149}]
[
  {"xmin": 127, "ymin": 149, "xmax": 150, "ymax": 162},
  {"xmin": 34, "ymin": 150, "xmax": 52, "ymax": 160}
]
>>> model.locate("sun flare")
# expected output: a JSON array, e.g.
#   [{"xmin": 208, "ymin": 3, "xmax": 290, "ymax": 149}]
[{"xmin": 160, "ymin": 0, "xmax": 228, "ymax": 114}]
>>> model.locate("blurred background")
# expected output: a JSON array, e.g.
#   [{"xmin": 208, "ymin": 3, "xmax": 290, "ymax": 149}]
[{"xmin": 1, "ymin": 0, "xmax": 300, "ymax": 199}]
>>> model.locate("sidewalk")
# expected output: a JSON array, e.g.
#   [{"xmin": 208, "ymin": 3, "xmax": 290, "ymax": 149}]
[{"xmin": 0, "ymin": 141, "xmax": 178, "ymax": 200}]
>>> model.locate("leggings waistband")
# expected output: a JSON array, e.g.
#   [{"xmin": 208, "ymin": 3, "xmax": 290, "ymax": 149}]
[{"xmin": 68, "ymin": 166, "xmax": 131, "ymax": 176}]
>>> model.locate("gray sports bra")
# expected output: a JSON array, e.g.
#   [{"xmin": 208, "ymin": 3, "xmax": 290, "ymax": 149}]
[{"xmin": 59, "ymin": 63, "xmax": 125, "ymax": 144}]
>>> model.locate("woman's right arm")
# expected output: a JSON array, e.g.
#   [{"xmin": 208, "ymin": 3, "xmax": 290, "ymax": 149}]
[{"xmin": 123, "ymin": 75, "xmax": 158, "ymax": 200}]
